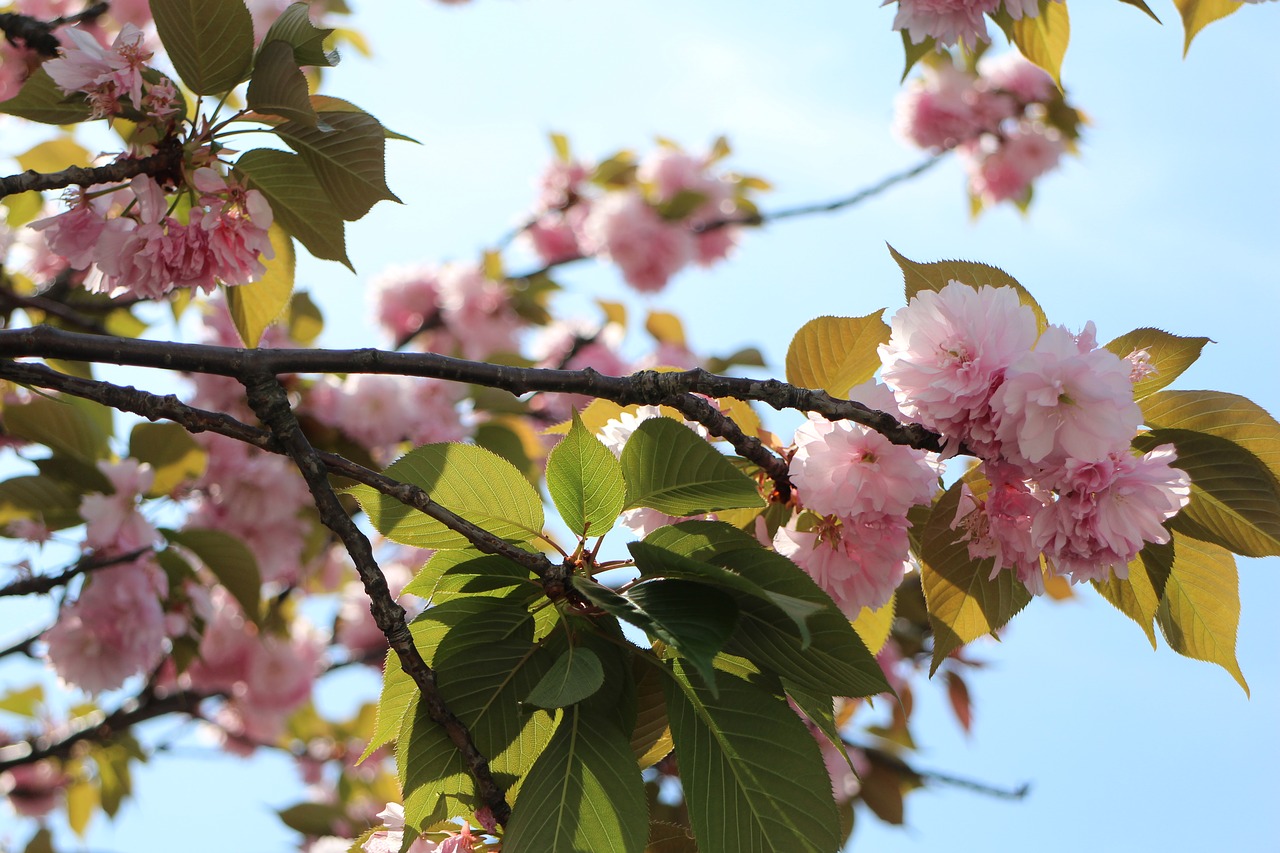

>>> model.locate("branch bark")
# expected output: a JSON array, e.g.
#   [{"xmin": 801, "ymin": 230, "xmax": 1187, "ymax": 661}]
[
  {"xmin": 0, "ymin": 136, "xmax": 183, "ymax": 200},
  {"xmin": 239, "ymin": 371, "xmax": 514, "ymax": 825}
]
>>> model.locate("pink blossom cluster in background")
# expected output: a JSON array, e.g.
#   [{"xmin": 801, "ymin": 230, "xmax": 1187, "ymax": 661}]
[
  {"xmin": 895, "ymin": 52, "xmax": 1075, "ymax": 206},
  {"xmin": 890, "ymin": 0, "xmax": 1065, "ymax": 50},
  {"xmin": 521, "ymin": 142, "xmax": 764, "ymax": 293},
  {"xmin": 370, "ymin": 262, "xmax": 524, "ymax": 356},
  {"xmin": 32, "ymin": 169, "xmax": 275, "ymax": 299},
  {"xmin": 881, "ymin": 281, "xmax": 1190, "ymax": 591}
]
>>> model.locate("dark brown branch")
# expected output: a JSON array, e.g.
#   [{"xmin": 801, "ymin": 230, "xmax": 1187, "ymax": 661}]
[
  {"xmin": 858, "ymin": 744, "xmax": 1030, "ymax": 801},
  {"xmin": 0, "ymin": 135, "xmax": 183, "ymax": 200},
  {"xmin": 0, "ymin": 3, "xmax": 109, "ymax": 57},
  {"xmin": 0, "ymin": 328, "xmax": 948, "ymax": 453},
  {"xmin": 0, "ymin": 547, "xmax": 150, "ymax": 597},
  {"xmin": 0, "ymin": 630, "xmax": 41, "ymax": 660},
  {"xmin": 238, "ymin": 371, "xmax": 514, "ymax": 826},
  {"xmin": 0, "ymin": 359, "xmax": 557, "ymax": 582},
  {"xmin": 0, "ymin": 687, "xmax": 215, "ymax": 772}
]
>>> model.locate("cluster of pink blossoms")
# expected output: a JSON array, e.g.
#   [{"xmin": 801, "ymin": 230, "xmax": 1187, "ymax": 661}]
[
  {"xmin": 778, "ymin": 382, "xmax": 942, "ymax": 617},
  {"xmin": 880, "ymin": 281, "xmax": 1190, "ymax": 591},
  {"xmin": 43, "ymin": 23, "xmax": 178, "ymax": 120},
  {"xmin": 890, "ymin": 0, "xmax": 1064, "ymax": 50},
  {"xmin": 307, "ymin": 373, "xmax": 469, "ymax": 462},
  {"xmin": 43, "ymin": 459, "xmax": 174, "ymax": 694},
  {"xmin": 895, "ymin": 52, "xmax": 1072, "ymax": 205},
  {"xmin": 370, "ymin": 262, "xmax": 523, "ymax": 356},
  {"xmin": 522, "ymin": 144, "xmax": 757, "ymax": 293},
  {"xmin": 33, "ymin": 169, "xmax": 275, "ymax": 299}
]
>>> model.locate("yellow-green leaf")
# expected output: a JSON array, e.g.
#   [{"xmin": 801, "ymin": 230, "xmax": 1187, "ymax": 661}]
[
  {"xmin": 645, "ymin": 310, "xmax": 686, "ymax": 348},
  {"xmin": 785, "ymin": 312, "xmax": 890, "ymax": 398},
  {"xmin": 920, "ymin": 483, "xmax": 1033, "ymax": 674},
  {"xmin": 852, "ymin": 593, "xmax": 896, "ymax": 656},
  {"xmin": 17, "ymin": 138, "xmax": 92, "ymax": 172},
  {"xmin": 1140, "ymin": 390, "xmax": 1280, "ymax": 486},
  {"xmin": 129, "ymin": 422, "xmax": 208, "ymax": 497},
  {"xmin": 1011, "ymin": 0, "xmax": 1071, "ymax": 89},
  {"xmin": 1157, "ymin": 534, "xmax": 1248, "ymax": 695},
  {"xmin": 1092, "ymin": 539, "xmax": 1172, "ymax": 649},
  {"xmin": 1174, "ymin": 0, "xmax": 1243, "ymax": 56},
  {"xmin": 226, "ymin": 223, "xmax": 296, "ymax": 347},
  {"xmin": 887, "ymin": 245, "xmax": 1048, "ymax": 333},
  {"xmin": 1103, "ymin": 327, "xmax": 1210, "ymax": 400}
]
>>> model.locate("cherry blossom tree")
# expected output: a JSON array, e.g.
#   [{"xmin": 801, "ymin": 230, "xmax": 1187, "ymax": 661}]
[{"xmin": 0, "ymin": 2, "xmax": 1275, "ymax": 852}]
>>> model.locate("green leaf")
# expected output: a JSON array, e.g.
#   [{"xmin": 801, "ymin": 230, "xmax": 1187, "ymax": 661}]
[
  {"xmin": 630, "ymin": 661, "xmax": 673, "ymax": 769},
  {"xmin": 234, "ymin": 148, "xmax": 352, "ymax": 269},
  {"xmin": 225, "ymin": 223, "xmax": 295, "ymax": 347},
  {"xmin": 504, "ymin": 705, "xmax": 647, "ymax": 853},
  {"xmin": 1141, "ymin": 391, "xmax": 1280, "ymax": 487},
  {"xmin": 287, "ymin": 290, "xmax": 325, "ymax": 343},
  {"xmin": 1092, "ymin": 539, "xmax": 1172, "ymax": 649},
  {"xmin": 401, "ymin": 550, "xmax": 536, "ymax": 603},
  {"xmin": 920, "ymin": 482, "xmax": 1033, "ymax": 674},
  {"xmin": 546, "ymin": 411, "xmax": 626, "ymax": 537},
  {"xmin": 128, "ymin": 422, "xmax": 207, "ymax": 496},
  {"xmin": 0, "ymin": 68, "xmax": 91, "ymax": 124},
  {"xmin": 277, "ymin": 802, "xmax": 347, "ymax": 836},
  {"xmin": 398, "ymin": 598, "xmax": 557, "ymax": 828},
  {"xmin": 524, "ymin": 646, "xmax": 606, "ymax": 710},
  {"xmin": 23, "ymin": 827, "xmax": 54, "ymax": 853},
  {"xmin": 629, "ymin": 540, "xmax": 823, "ymax": 647},
  {"xmin": 784, "ymin": 312, "xmax": 890, "ymax": 398},
  {"xmin": 273, "ymin": 108, "xmax": 401, "ymax": 220},
  {"xmin": 1136, "ymin": 428, "xmax": 1280, "ymax": 558},
  {"xmin": 4, "ymin": 394, "xmax": 109, "ymax": 464},
  {"xmin": 644, "ymin": 522, "xmax": 890, "ymax": 699},
  {"xmin": 260, "ymin": 1, "xmax": 339, "ymax": 67},
  {"xmin": 246, "ymin": 40, "xmax": 319, "ymax": 127},
  {"xmin": 1158, "ymin": 534, "xmax": 1248, "ymax": 695},
  {"xmin": 620, "ymin": 418, "xmax": 764, "ymax": 515},
  {"xmin": 573, "ymin": 576, "xmax": 738, "ymax": 693},
  {"xmin": 1118, "ymin": 0, "xmax": 1162, "ymax": 23},
  {"xmin": 1103, "ymin": 327, "xmax": 1210, "ymax": 400},
  {"xmin": 163, "ymin": 527, "xmax": 262, "ymax": 624},
  {"xmin": 1010, "ymin": 0, "xmax": 1070, "ymax": 89},
  {"xmin": 360, "ymin": 596, "xmax": 502, "ymax": 763},
  {"xmin": 1174, "ymin": 0, "xmax": 1243, "ymax": 56},
  {"xmin": 348, "ymin": 443, "xmax": 544, "ymax": 549},
  {"xmin": 0, "ymin": 475, "xmax": 82, "ymax": 530},
  {"xmin": 661, "ymin": 660, "xmax": 841, "ymax": 853},
  {"xmin": 151, "ymin": 0, "xmax": 255, "ymax": 94},
  {"xmin": 887, "ymin": 244, "xmax": 1049, "ymax": 333}
]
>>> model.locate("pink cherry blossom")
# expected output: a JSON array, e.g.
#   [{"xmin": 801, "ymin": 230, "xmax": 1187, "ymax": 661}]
[
  {"xmin": 524, "ymin": 210, "xmax": 586, "ymax": 264},
  {"xmin": 436, "ymin": 262, "xmax": 523, "ymax": 359},
  {"xmin": 185, "ymin": 586, "xmax": 256, "ymax": 693},
  {"xmin": 1002, "ymin": 0, "xmax": 1065, "ymax": 20},
  {"xmin": 363, "ymin": 803, "xmax": 440, "ymax": 853},
  {"xmin": 880, "ymin": 280, "xmax": 1039, "ymax": 458},
  {"xmin": 0, "ymin": 751, "xmax": 69, "ymax": 817},
  {"xmin": 240, "ymin": 623, "xmax": 325, "ymax": 713},
  {"xmin": 307, "ymin": 373, "xmax": 468, "ymax": 457},
  {"xmin": 893, "ymin": 62, "xmax": 985, "ymax": 151},
  {"xmin": 79, "ymin": 457, "xmax": 159, "ymax": 552},
  {"xmin": 953, "ymin": 460, "xmax": 1050, "ymax": 592},
  {"xmin": 370, "ymin": 264, "xmax": 445, "ymax": 344},
  {"xmin": 891, "ymin": 0, "xmax": 1000, "ymax": 49},
  {"xmin": 992, "ymin": 322, "xmax": 1141, "ymax": 470},
  {"xmin": 30, "ymin": 192, "xmax": 110, "ymax": 268},
  {"xmin": 536, "ymin": 158, "xmax": 589, "ymax": 210},
  {"xmin": 581, "ymin": 190, "xmax": 694, "ymax": 293},
  {"xmin": 774, "ymin": 515, "xmax": 911, "ymax": 616},
  {"xmin": 44, "ymin": 558, "xmax": 168, "ymax": 693},
  {"xmin": 1032, "ymin": 445, "xmax": 1191, "ymax": 584},
  {"xmin": 978, "ymin": 51, "xmax": 1057, "ymax": 104},
  {"xmin": 790, "ymin": 414, "xmax": 938, "ymax": 519},
  {"xmin": 962, "ymin": 125, "xmax": 1065, "ymax": 205},
  {"xmin": 45, "ymin": 23, "xmax": 151, "ymax": 117}
]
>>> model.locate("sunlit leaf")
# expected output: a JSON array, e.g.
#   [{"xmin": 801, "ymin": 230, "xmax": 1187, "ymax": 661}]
[
  {"xmin": 888, "ymin": 245, "xmax": 1049, "ymax": 332},
  {"xmin": 1157, "ymin": 534, "xmax": 1248, "ymax": 695},
  {"xmin": 621, "ymin": 418, "xmax": 763, "ymax": 515},
  {"xmin": 226, "ymin": 224, "xmax": 296, "ymax": 346},
  {"xmin": 128, "ymin": 421, "xmax": 208, "ymax": 496},
  {"xmin": 785, "ymin": 313, "xmax": 890, "ymax": 398},
  {"xmin": 1174, "ymin": 0, "xmax": 1243, "ymax": 55},
  {"xmin": 1103, "ymin": 327, "xmax": 1210, "ymax": 400},
  {"xmin": 234, "ymin": 148, "xmax": 352, "ymax": 269},
  {"xmin": 546, "ymin": 411, "xmax": 626, "ymax": 537},
  {"xmin": 1010, "ymin": 0, "xmax": 1070, "ymax": 88}
]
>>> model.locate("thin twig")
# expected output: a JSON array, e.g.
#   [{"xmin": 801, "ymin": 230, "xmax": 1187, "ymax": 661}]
[
  {"xmin": 0, "ymin": 548, "xmax": 151, "ymax": 597},
  {"xmin": 0, "ymin": 2, "xmax": 110, "ymax": 56}
]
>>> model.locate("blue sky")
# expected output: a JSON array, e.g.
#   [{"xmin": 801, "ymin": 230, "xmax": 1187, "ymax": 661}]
[{"xmin": 2, "ymin": 2, "xmax": 1278, "ymax": 851}]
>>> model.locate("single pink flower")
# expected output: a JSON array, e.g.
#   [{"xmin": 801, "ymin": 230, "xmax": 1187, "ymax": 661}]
[
  {"xmin": 891, "ymin": 0, "xmax": 1000, "ymax": 49},
  {"xmin": 581, "ymin": 190, "xmax": 694, "ymax": 293}
]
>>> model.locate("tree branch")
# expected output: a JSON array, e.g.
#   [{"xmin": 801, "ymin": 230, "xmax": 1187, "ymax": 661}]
[
  {"xmin": 0, "ymin": 3, "xmax": 109, "ymax": 57},
  {"xmin": 238, "ymin": 371, "xmax": 514, "ymax": 826},
  {"xmin": 0, "ymin": 686, "xmax": 215, "ymax": 773},
  {"xmin": 660, "ymin": 391, "xmax": 792, "ymax": 501},
  {"xmin": 0, "ymin": 328, "xmax": 948, "ymax": 453},
  {"xmin": 0, "ymin": 548, "xmax": 151, "ymax": 597},
  {"xmin": 0, "ymin": 135, "xmax": 183, "ymax": 200},
  {"xmin": 0, "ymin": 359, "xmax": 558, "ymax": 584}
]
